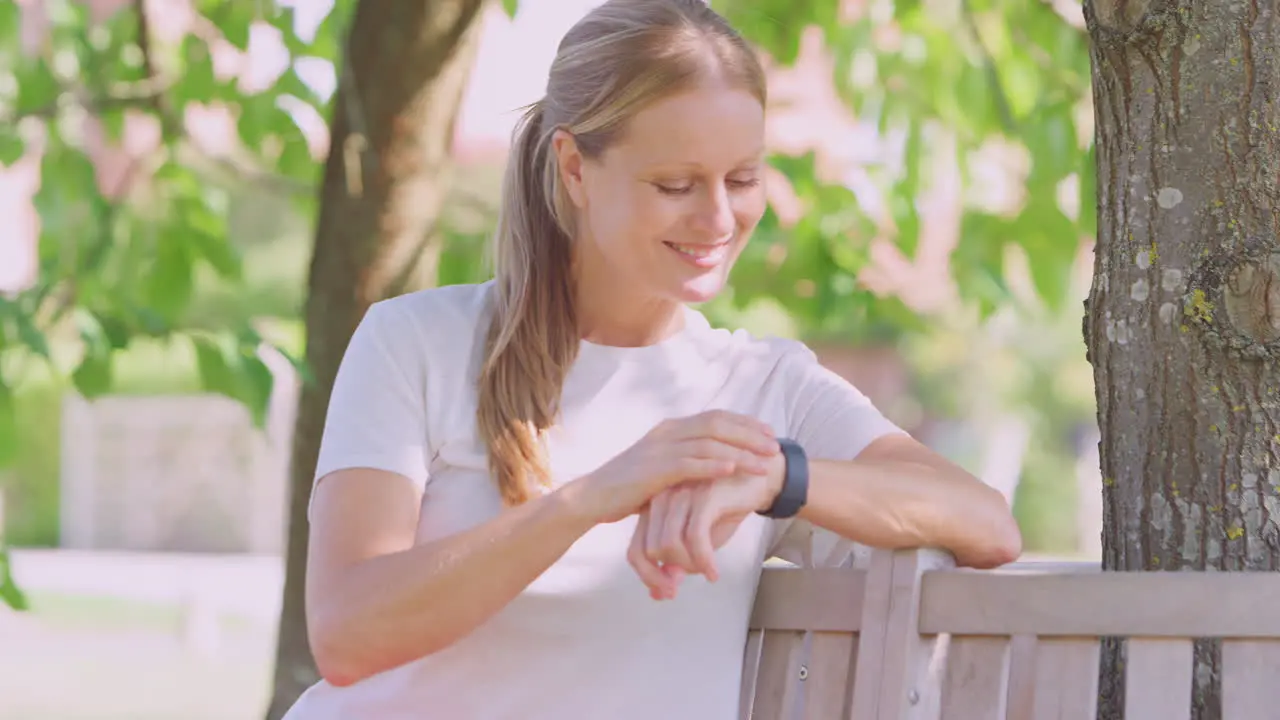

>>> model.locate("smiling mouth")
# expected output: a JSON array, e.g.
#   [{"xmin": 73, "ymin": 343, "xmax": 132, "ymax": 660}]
[
  {"xmin": 666, "ymin": 241, "xmax": 724, "ymax": 256},
  {"xmin": 664, "ymin": 241, "xmax": 730, "ymax": 268}
]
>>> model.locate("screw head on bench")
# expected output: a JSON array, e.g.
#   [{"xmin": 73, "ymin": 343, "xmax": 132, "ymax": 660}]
[{"xmin": 798, "ymin": 665, "xmax": 808, "ymax": 681}]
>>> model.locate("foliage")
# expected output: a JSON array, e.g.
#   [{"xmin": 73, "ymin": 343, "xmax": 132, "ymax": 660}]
[
  {"xmin": 0, "ymin": 0, "xmax": 355, "ymax": 607},
  {"xmin": 0, "ymin": 0, "xmax": 1096, "ymax": 608},
  {"xmin": 713, "ymin": 0, "xmax": 1093, "ymax": 330},
  {"xmin": 482, "ymin": 0, "xmax": 1094, "ymax": 346}
]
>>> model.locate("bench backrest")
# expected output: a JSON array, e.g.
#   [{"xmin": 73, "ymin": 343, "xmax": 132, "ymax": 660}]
[{"xmin": 744, "ymin": 540, "xmax": 1280, "ymax": 719}]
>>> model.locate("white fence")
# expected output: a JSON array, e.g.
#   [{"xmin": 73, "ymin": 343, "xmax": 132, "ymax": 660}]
[{"xmin": 58, "ymin": 351, "xmax": 298, "ymax": 554}]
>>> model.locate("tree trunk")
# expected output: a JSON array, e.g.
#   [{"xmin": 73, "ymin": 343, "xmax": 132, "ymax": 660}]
[
  {"xmin": 264, "ymin": 1, "xmax": 486, "ymax": 717},
  {"xmin": 1083, "ymin": 1, "xmax": 1280, "ymax": 718}
]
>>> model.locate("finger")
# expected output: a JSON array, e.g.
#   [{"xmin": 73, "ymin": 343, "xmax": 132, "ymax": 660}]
[
  {"xmin": 628, "ymin": 511, "xmax": 670, "ymax": 598},
  {"xmin": 659, "ymin": 455, "xmax": 739, "ymax": 491},
  {"xmin": 699, "ymin": 408, "xmax": 776, "ymax": 438},
  {"xmin": 674, "ymin": 440, "xmax": 771, "ymax": 476},
  {"xmin": 684, "ymin": 486, "xmax": 719, "ymax": 582},
  {"xmin": 710, "ymin": 512, "xmax": 748, "ymax": 550},
  {"xmin": 644, "ymin": 493, "xmax": 685, "ymax": 599},
  {"xmin": 656, "ymin": 487, "xmax": 697, "ymax": 573},
  {"xmin": 669, "ymin": 410, "xmax": 779, "ymax": 456},
  {"xmin": 645, "ymin": 491, "xmax": 672, "ymax": 564}
]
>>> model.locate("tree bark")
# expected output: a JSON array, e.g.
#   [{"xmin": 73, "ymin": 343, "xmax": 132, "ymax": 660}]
[
  {"xmin": 264, "ymin": 1, "xmax": 487, "ymax": 717},
  {"xmin": 1083, "ymin": 1, "xmax": 1280, "ymax": 718}
]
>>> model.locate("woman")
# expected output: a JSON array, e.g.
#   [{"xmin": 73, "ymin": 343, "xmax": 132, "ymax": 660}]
[{"xmin": 284, "ymin": 0, "xmax": 1021, "ymax": 717}]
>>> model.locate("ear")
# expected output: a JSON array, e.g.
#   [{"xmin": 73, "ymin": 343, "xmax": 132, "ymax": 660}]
[{"xmin": 551, "ymin": 129, "xmax": 588, "ymax": 209}]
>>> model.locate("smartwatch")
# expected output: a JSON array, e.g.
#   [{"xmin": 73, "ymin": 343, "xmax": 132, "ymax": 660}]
[{"xmin": 756, "ymin": 437, "xmax": 809, "ymax": 519}]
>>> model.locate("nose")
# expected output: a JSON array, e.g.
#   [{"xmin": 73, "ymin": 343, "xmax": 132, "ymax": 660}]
[{"xmin": 693, "ymin": 184, "xmax": 736, "ymax": 239}]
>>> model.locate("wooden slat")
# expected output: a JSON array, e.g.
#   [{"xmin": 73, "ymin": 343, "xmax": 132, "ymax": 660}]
[
  {"xmin": 1029, "ymin": 638, "xmax": 1100, "ymax": 720},
  {"xmin": 739, "ymin": 629, "xmax": 764, "ymax": 720},
  {"xmin": 1004, "ymin": 635, "xmax": 1038, "ymax": 720},
  {"xmin": 850, "ymin": 551, "xmax": 895, "ymax": 719},
  {"xmin": 751, "ymin": 567, "xmax": 866, "ymax": 632},
  {"xmin": 921, "ymin": 569, "xmax": 1280, "ymax": 637},
  {"xmin": 1124, "ymin": 638, "xmax": 1192, "ymax": 720},
  {"xmin": 1222, "ymin": 639, "xmax": 1280, "ymax": 718},
  {"xmin": 850, "ymin": 549, "xmax": 952, "ymax": 720},
  {"xmin": 940, "ymin": 636, "xmax": 1010, "ymax": 720},
  {"xmin": 802, "ymin": 632, "xmax": 859, "ymax": 720},
  {"xmin": 750, "ymin": 630, "xmax": 807, "ymax": 719}
]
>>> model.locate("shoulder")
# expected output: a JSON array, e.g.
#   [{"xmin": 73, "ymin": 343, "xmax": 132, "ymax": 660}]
[
  {"xmin": 358, "ymin": 281, "xmax": 493, "ymax": 366},
  {"xmin": 687, "ymin": 318, "xmax": 820, "ymax": 383},
  {"xmin": 369, "ymin": 280, "xmax": 494, "ymax": 338}
]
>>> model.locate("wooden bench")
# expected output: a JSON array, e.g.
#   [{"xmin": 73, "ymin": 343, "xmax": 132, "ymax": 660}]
[{"xmin": 743, "ymin": 544, "xmax": 1280, "ymax": 719}]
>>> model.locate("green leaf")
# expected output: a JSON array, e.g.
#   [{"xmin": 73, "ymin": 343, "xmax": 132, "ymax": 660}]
[
  {"xmin": 275, "ymin": 119, "xmax": 317, "ymax": 182},
  {"xmin": 0, "ymin": 547, "xmax": 28, "ymax": 612},
  {"xmin": 14, "ymin": 58, "xmax": 60, "ymax": 116},
  {"xmin": 0, "ymin": 0, "xmax": 18, "ymax": 45},
  {"xmin": 239, "ymin": 354, "xmax": 274, "ymax": 428},
  {"xmin": 180, "ymin": 199, "xmax": 241, "ymax": 280},
  {"xmin": 99, "ymin": 107, "xmax": 128, "ymax": 142},
  {"xmin": 72, "ymin": 348, "xmax": 113, "ymax": 397},
  {"xmin": 144, "ymin": 230, "xmax": 194, "ymax": 320},
  {"xmin": 713, "ymin": 0, "xmax": 840, "ymax": 65},
  {"xmin": 15, "ymin": 311, "xmax": 49, "ymax": 359},
  {"xmin": 96, "ymin": 313, "xmax": 134, "ymax": 350},
  {"xmin": 1025, "ymin": 101, "xmax": 1078, "ymax": 189},
  {"xmin": 0, "ymin": 375, "xmax": 17, "ymax": 467},
  {"xmin": 193, "ymin": 334, "xmax": 238, "ymax": 397},
  {"xmin": 1017, "ymin": 199, "xmax": 1079, "ymax": 311},
  {"xmin": 71, "ymin": 310, "xmax": 115, "ymax": 397},
  {"xmin": 219, "ymin": 7, "xmax": 254, "ymax": 49},
  {"xmin": 171, "ymin": 36, "xmax": 221, "ymax": 108},
  {"xmin": 0, "ymin": 127, "xmax": 24, "ymax": 166},
  {"xmin": 502, "ymin": 0, "xmax": 519, "ymax": 19},
  {"xmin": 191, "ymin": 334, "xmax": 274, "ymax": 427},
  {"xmin": 270, "ymin": 343, "xmax": 315, "ymax": 386},
  {"xmin": 893, "ymin": 120, "xmax": 925, "ymax": 256},
  {"xmin": 955, "ymin": 212, "xmax": 1015, "ymax": 319},
  {"xmin": 237, "ymin": 95, "xmax": 286, "ymax": 151}
]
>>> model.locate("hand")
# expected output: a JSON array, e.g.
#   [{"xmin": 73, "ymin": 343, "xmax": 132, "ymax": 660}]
[
  {"xmin": 561, "ymin": 410, "xmax": 780, "ymax": 525},
  {"xmin": 628, "ymin": 451, "xmax": 785, "ymax": 599}
]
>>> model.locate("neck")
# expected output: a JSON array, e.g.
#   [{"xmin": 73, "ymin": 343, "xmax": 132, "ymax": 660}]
[{"xmin": 573, "ymin": 255, "xmax": 685, "ymax": 348}]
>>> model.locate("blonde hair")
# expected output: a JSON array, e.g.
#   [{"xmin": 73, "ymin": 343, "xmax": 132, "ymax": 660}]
[{"xmin": 476, "ymin": 0, "xmax": 767, "ymax": 505}]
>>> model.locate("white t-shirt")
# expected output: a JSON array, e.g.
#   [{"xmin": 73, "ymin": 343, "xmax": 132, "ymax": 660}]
[{"xmin": 284, "ymin": 280, "xmax": 903, "ymax": 720}]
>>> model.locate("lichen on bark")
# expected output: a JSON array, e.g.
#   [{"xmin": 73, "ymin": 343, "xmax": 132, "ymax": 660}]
[{"xmin": 1083, "ymin": 0, "xmax": 1280, "ymax": 717}]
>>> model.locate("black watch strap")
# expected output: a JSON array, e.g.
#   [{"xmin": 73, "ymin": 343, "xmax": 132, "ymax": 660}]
[{"xmin": 757, "ymin": 437, "xmax": 808, "ymax": 519}]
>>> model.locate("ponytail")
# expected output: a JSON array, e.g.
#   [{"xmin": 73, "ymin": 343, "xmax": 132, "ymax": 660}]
[
  {"xmin": 476, "ymin": 102, "xmax": 580, "ymax": 506},
  {"xmin": 474, "ymin": 0, "xmax": 767, "ymax": 505}
]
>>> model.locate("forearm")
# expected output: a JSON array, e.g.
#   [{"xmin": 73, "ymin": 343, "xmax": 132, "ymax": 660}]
[
  {"xmin": 798, "ymin": 458, "xmax": 1021, "ymax": 568},
  {"xmin": 312, "ymin": 488, "xmax": 595, "ymax": 685}
]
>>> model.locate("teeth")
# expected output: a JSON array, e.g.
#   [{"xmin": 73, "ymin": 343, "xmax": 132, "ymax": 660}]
[{"xmin": 669, "ymin": 243, "xmax": 723, "ymax": 259}]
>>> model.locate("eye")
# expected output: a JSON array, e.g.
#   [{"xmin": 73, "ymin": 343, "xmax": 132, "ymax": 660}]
[
  {"xmin": 727, "ymin": 177, "xmax": 760, "ymax": 191},
  {"xmin": 654, "ymin": 182, "xmax": 694, "ymax": 196}
]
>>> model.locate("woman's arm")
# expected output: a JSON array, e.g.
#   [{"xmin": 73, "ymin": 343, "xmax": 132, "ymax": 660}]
[
  {"xmin": 634, "ymin": 346, "xmax": 1022, "ymax": 585},
  {"xmin": 308, "ymin": 409, "xmax": 778, "ymax": 686},
  {"xmin": 305, "ymin": 469, "xmax": 596, "ymax": 688},
  {"xmin": 793, "ymin": 434, "xmax": 1022, "ymax": 568},
  {"xmin": 303, "ymin": 299, "xmax": 603, "ymax": 686}
]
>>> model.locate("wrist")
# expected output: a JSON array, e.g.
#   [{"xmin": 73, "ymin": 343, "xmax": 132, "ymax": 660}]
[
  {"xmin": 756, "ymin": 445, "xmax": 786, "ymax": 513},
  {"xmin": 549, "ymin": 477, "xmax": 605, "ymax": 531},
  {"xmin": 755, "ymin": 438, "xmax": 810, "ymax": 519}
]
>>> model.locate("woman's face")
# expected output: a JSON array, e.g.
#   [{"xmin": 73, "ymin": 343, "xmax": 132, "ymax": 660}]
[{"xmin": 556, "ymin": 81, "xmax": 767, "ymax": 306}]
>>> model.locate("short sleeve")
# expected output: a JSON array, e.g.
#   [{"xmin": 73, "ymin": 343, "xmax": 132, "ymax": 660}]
[
  {"xmin": 311, "ymin": 300, "xmax": 431, "ymax": 510},
  {"xmin": 768, "ymin": 346, "xmax": 908, "ymax": 564},
  {"xmin": 783, "ymin": 347, "xmax": 905, "ymax": 461}
]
